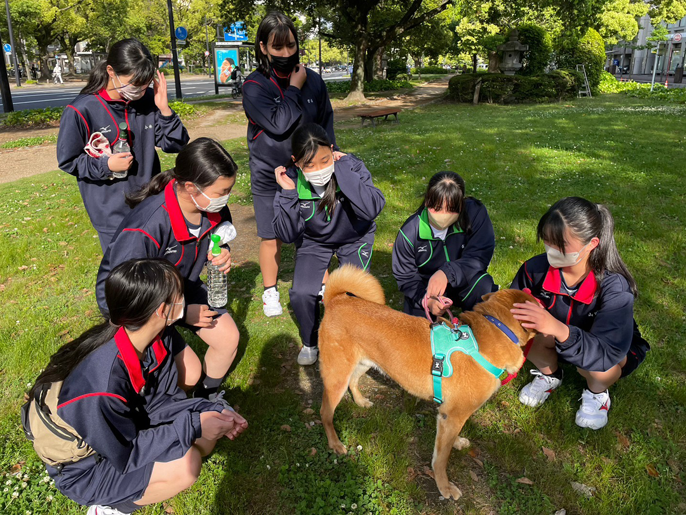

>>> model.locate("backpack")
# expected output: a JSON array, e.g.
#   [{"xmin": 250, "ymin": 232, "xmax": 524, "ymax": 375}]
[
  {"xmin": 21, "ymin": 382, "xmax": 96, "ymax": 470},
  {"xmin": 230, "ymin": 68, "xmax": 237, "ymax": 81}
]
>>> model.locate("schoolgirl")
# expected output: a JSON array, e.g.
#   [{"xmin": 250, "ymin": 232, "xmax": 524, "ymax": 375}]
[
  {"xmin": 511, "ymin": 197, "xmax": 649, "ymax": 429},
  {"xmin": 23, "ymin": 259, "xmax": 247, "ymax": 515},
  {"xmin": 392, "ymin": 171, "xmax": 497, "ymax": 318},
  {"xmin": 96, "ymin": 138, "xmax": 239, "ymax": 401},
  {"xmin": 242, "ymin": 12, "xmax": 336, "ymax": 317},
  {"xmin": 273, "ymin": 123, "xmax": 385, "ymax": 365},
  {"xmin": 57, "ymin": 38, "xmax": 189, "ymax": 251}
]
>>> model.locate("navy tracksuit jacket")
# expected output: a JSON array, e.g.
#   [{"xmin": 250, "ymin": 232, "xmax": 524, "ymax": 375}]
[
  {"xmin": 57, "ymin": 88, "xmax": 189, "ymax": 249},
  {"xmin": 511, "ymin": 253, "xmax": 649, "ymax": 373},
  {"xmin": 242, "ymin": 68, "xmax": 336, "ymax": 196},
  {"xmin": 392, "ymin": 199, "xmax": 496, "ymax": 316},
  {"xmin": 96, "ymin": 179, "xmax": 231, "ymax": 319},
  {"xmin": 273, "ymin": 154, "xmax": 385, "ymax": 346},
  {"xmin": 49, "ymin": 327, "xmax": 223, "ymax": 510}
]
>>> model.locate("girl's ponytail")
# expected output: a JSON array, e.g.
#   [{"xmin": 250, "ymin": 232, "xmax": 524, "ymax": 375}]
[
  {"xmin": 591, "ymin": 204, "xmax": 638, "ymax": 296},
  {"xmin": 125, "ymin": 170, "xmax": 174, "ymax": 208},
  {"xmin": 81, "ymin": 60, "xmax": 110, "ymax": 95}
]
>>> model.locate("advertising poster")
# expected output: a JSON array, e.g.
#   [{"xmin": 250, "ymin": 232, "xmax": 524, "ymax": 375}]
[{"xmin": 215, "ymin": 48, "xmax": 239, "ymax": 84}]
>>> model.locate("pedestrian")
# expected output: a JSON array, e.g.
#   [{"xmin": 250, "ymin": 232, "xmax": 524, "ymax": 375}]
[
  {"xmin": 53, "ymin": 62, "xmax": 63, "ymax": 84},
  {"xmin": 273, "ymin": 123, "xmax": 385, "ymax": 365},
  {"xmin": 392, "ymin": 171, "xmax": 497, "ymax": 319},
  {"xmin": 96, "ymin": 138, "xmax": 240, "ymax": 402},
  {"xmin": 22, "ymin": 258, "xmax": 247, "ymax": 515},
  {"xmin": 510, "ymin": 197, "xmax": 650, "ymax": 429},
  {"xmin": 56, "ymin": 38, "xmax": 189, "ymax": 252},
  {"xmin": 30, "ymin": 64, "xmax": 37, "ymax": 80},
  {"xmin": 242, "ymin": 11, "xmax": 336, "ymax": 318}
]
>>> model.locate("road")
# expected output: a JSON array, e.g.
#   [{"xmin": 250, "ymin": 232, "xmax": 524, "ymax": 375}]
[{"xmin": 0, "ymin": 71, "xmax": 349, "ymax": 113}]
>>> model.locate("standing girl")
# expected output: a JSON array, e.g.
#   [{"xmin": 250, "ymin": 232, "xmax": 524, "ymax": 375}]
[
  {"xmin": 510, "ymin": 197, "xmax": 649, "ymax": 429},
  {"xmin": 96, "ymin": 138, "xmax": 239, "ymax": 402},
  {"xmin": 273, "ymin": 123, "xmax": 385, "ymax": 365},
  {"xmin": 23, "ymin": 259, "xmax": 247, "ymax": 515},
  {"xmin": 392, "ymin": 172, "xmax": 497, "ymax": 319},
  {"xmin": 57, "ymin": 38, "xmax": 189, "ymax": 252},
  {"xmin": 242, "ymin": 12, "xmax": 336, "ymax": 318}
]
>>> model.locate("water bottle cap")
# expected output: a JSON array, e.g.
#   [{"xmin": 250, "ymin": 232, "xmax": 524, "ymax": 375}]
[
  {"xmin": 210, "ymin": 234, "xmax": 221, "ymax": 256},
  {"xmin": 118, "ymin": 122, "xmax": 128, "ymax": 136}
]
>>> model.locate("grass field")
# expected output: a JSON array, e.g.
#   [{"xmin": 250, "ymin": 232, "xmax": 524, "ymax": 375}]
[{"xmin": 0, "ymin": 94, "xmax": 684, "ymax": 514}]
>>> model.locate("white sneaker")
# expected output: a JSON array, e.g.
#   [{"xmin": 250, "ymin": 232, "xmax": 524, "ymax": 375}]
[
  {"xmin": 575, "ymin": 389, "xmax": 610, "ymax": 430},
  {"xmin": 519, "ymin": 369, "xmax": 563, "ymax": 407},
  {"xmin": 262, "ymin": 288, "xmax": 283, "ymax": 317},
  {"xmin": 297, "ymin": 346, "xmax": 319, "ymax": 366},
  {"xmin": 87, "ymin": 506, "xmax": 131, "ymax": 515}
]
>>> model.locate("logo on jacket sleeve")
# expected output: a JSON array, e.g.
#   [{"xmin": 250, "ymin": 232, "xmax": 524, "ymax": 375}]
[
  {"xmin": 306, "ymin": 98, "xmax": 314, "ymax": 104},
  {"xmin": 164, "ymin": 245, "xmax": 178, "ymax": 256},
  {"xmin": 300, "ymin": 202, "xmax": 311, "ymax": 209},
  {"xmin": 417, "ymin": 245, "xmax": 428, "ymax": 253},
  {"xmin": 98, "ymin": 125, "xmax": 111, "ymax": 134},
  {"xmin": 144, "ymin": 124, "xmax": 154, "ymax": 130}
]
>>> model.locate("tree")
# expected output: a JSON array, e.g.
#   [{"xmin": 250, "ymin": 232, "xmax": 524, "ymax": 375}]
[{"xmin": 517, "ymin": 23, "xmax": 553, "ymax": 75}]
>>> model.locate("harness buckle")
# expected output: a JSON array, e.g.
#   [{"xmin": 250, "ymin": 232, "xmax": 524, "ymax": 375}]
[{"xmin": 431, "ymin": 356, "xmax": 444, "ymax": 376}]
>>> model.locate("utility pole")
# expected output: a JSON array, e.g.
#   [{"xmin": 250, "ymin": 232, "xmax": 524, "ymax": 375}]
[
  {"xmin": 205, "ymin": 15, "xmax": 211, "ymax": 78},
  {"xmin": 166, "ymin": 0, "xmax": 183, "ymax": 100},
  {"xmin": 318, "ymin": 16, "xmax": 322, "ymax": 76},
  {"xmin": 4, "ymin": 0, "xmax": 20, "ymax": 87},
  {"xmin": 0, "ymin": 30, "xmax": 14, "ymax": 112}
]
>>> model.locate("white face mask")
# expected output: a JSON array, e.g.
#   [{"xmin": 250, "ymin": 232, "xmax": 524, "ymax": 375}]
[
  {"xmin": 428, "ymin": 210, "xmax": 459, "ymax": 230},
  {"xmin": 158, "ymin": 297, "xmax": 185, "ymax": 325},
  {"xmin": 115, "ymin": 74, "xmax": 148, "ymax": 101},
  {"xmin": 544, "ymin": 243, "xmax": 590, "ymax": 268},
  {"xmin": 302, "ymin": 162, "xmax": 335, "ymax": 187},
  {"xmin": 191, "ymin": 184, "xmax": 230, "ymax": 213}
]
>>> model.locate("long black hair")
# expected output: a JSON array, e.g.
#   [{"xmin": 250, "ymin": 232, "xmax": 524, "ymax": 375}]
[
  {"xmin": 81, "ymin": 39, "xmax": 156, "ymax": 95},
  {"xmin": 255, "ymin": 12, "xmax": 299, "ymax": 77},
  {"xmin": 291, "ymin": 123, "xmax": 338, "ymax": 216},
  {"xmin": 537, "ymin": 197, "xmax": 637, "ymax": 296},
  {"xmin": 419, "ymin": 171, "xmax": 472, "ymax": 233},
  {"xmin": 28, "ymin": 259, "xmax": 183, "ymax": 400},
  {"xmin": 126, "ymin": 138, "xmax": 238, "ymax": 208}
]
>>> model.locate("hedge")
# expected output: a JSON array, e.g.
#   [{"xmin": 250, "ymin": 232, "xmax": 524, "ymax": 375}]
[
  {"xmin": 448, "ymin": 70, "xmax": 583, "ymax": 104},
  {"xmin": 517, "ymin": 23, "xmax": 552, "ymax": 75},
  {"xmin": 411, "ymin": 66, "xmax": 451, "ymax": 75},
  {"xmin": 599, "ymin": 71, "xmax": 686, "ymax": 103},
  {"xmin": 554, "ymin": 29, "xmax": 605, "ymax": 92}
]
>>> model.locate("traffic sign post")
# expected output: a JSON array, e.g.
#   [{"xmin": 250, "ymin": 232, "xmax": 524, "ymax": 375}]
[
  {"xmin": 175, "ymin": 26, "xmax": 188, "ymax": 40},
  {"xmin": 3, "ymin": 44, "xmax": 10, "ymax": 53},
  {"xmin": 4, "ymin": 0, "xmax": 21, "ymax": 87},
  {"xmin": 166, "ymin": 0, "xmax": 183, "ymax": 100},
  {"xmin": 0, "ymin": 31, "xmax": 14, "ymax": 112}
]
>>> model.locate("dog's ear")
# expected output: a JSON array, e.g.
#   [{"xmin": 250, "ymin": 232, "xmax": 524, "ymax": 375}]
[{"xmin": 481, "ymin": 292, "xmax": 497, "ymax": 302}]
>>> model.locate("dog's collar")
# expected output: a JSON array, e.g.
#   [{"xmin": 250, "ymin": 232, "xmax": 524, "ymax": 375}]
[{"xmin": 483, "ymin": 315, "xmax": 519, "ymax": 345}]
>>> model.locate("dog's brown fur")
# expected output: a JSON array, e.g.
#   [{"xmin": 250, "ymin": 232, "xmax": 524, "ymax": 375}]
[{"xmin": 319, "ymin": 265, "xmax": 538, "ymax": 500}]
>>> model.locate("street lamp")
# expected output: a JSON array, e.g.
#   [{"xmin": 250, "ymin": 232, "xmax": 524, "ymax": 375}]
[{"xmin": 4, "ymin": 0, "xmax": 21, "ymax": 87}]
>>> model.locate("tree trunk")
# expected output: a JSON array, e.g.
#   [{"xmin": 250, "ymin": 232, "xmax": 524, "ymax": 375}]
[
  {"xmin": 374, "ymin": 46, "xmax": 384, "ymax": 79},
  {"xmin": 487, "ymin": 51, "xmax": 500, "ymax": 73},
  {"xmin": 346, "ymin": 34, "xmax": 367, "ymax": 102},
  {"xmin": 472, "ymin": 53, "xmax": 478, "ymax": 73},
  {"xmin": 17, "ymin": 34, "xmax": 31, "ymax": 77},
  {"xmin": 363, "ymin": 50, "xmax": 375, "ymax": 82}
]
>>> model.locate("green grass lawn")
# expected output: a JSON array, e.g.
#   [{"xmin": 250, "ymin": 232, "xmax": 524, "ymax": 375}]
[{"xmin": 1, "ymin": 94, "xmax": 685, "ymax": 514}]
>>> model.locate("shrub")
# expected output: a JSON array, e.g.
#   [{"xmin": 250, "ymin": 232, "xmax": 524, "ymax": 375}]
[
  {"xmin": 411, "ymin": 66, "xmax": 451, "ymax": 74},
  {"xmin": 3, "ymin": 107, "xmax": 64, "ymax": 127},
  {"xmin": 168, "ymin": 101, "xmax": 197, "ymax": 118},
  {"xmin": 517, "ymin": 23, "xmax": 552, "ymax": 75},
  {"xmin": 598, "ymin": 72, "xmax": 686, "ymax": 103},
  {"xmin": 554, "ymin": 28, "xmax": 605, "ymax": 92},
  {"xmin": 386, "ymin": 58, "xmax": 408, "ymax": 80},
  {"xmin": 325, "ymin": 79, "xmax": 413, "ymax": 94},
  {"xmin": 448, "ymin": 71, "xmax": 582, "ymax": 104}
]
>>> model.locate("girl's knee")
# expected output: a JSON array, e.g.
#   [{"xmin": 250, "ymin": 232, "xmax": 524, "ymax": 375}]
[{"xmin": 178, "ymin": 448, "xmax": 202, "ymax": 489}]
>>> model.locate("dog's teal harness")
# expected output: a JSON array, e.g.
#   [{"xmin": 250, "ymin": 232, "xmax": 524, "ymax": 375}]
[{"xmin": 430, "ymin": 322, "xmax": 508, "ymax": 405}]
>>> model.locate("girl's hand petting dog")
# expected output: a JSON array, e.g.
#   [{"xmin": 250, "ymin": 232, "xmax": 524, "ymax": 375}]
[{"xmin": 511, "ymin": 301, "xmax": 570, "ymax": 341}]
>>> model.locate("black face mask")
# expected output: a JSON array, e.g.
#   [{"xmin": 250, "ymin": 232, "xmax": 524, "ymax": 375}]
[{"xmin": 269, "ymin": 51, "xmax": 299, "ymax": 75}]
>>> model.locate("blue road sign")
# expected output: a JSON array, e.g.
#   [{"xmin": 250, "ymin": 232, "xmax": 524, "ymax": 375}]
[
  {"xmin": 175, "ymin": 27, "xmax": 188, "ymax": 41},
  {"xmin": 612, "ymin": 59, "xmax": 619, "ymax": 66},
  {"xmin": 224, "ymin": 22, "xmax": 247, "ymax": 42},
  {"xmin": 3, "ymin": 44, "xmax": 11, "ymax": 53}
]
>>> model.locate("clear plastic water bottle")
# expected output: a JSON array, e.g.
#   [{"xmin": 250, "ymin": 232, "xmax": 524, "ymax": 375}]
[
  {"xmin": 111, "ymin": 122, "xmax": 131, "ymax": 179},
  {"xmin": 207, "ymin": 234, "xmax": 228, "ymax": 308}
]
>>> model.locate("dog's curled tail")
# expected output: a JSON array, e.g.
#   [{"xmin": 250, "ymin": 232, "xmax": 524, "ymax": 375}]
[{"xmin": 323, "ymin": 264, "xmax": 385, "ymax": 307}]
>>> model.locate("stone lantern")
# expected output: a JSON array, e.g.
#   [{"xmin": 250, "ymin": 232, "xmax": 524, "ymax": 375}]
[{"xmin": 498, "ymin": 30, "xmax": 528, "ymax": 75}]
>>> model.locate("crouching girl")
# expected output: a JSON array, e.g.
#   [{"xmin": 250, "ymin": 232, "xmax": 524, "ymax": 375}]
[
  {"xmin": 273, "ymin": 123, "xmax": 385, "ymax": 365},
  {"xmin": 22, "ymin": 259, "xmax": 248, "ymax": 514}
]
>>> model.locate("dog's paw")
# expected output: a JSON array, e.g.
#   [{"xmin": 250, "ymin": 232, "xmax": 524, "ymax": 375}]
[
  {"xmin": 355, "ymin": 398, "xmax": 374, "ymax": 409},
  {"xmin": 329, "ymin": 441, "xmax": 348, "ymax": 455},
  {"xmin": 438, "ymin": 481, "xmax": 462, "ymax": 501},
  {"xmin": 453, "ymin": 437, "xmax": 470, "ymax": 450}
]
